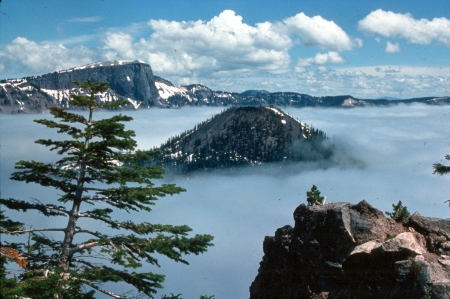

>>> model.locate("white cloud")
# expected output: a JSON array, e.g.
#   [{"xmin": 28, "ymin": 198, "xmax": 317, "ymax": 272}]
[
  {"xmin": 130, "ymin": 10, "xmax": 293, "ymax": 76},
  {"xmin": 358, "ymin": 9, "xmax": 450, "ymax": 46},
  {"xmin": 67, "ymin": 16, "xmax": 103, "ymax": 23},
  {"xmin": 1, "ymin": 10, "xmax": 360, "ymax": 81},
  {"xmin": 102, "ymin": 10, "xmax": 359, "ymax": 77},
  {"xmin": 0, "ymin": 37, "xmax": 97, "ymax": 76},
  {"xmin": 284, "ymin": 12, "xmax": 359, "ymax": 51},
  {"xmin": 193, "ymin": 64, "xmax": 450, "ymax": 99},
  {"xmin": 102, "ymin": 32, "xmax": 136, "ymax": 60},
  {"xmin": 296, "ymin": 51, "xmax": 345, "ymax": 71},
  {"xmin": 385, "ymin": 41, "xmax": 400, "ymax": 53}
]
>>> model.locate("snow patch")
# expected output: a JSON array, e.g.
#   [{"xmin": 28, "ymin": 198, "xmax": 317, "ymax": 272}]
[
  {"xmin": 41, "ymin": 88, "xmax": 121, "ymax": 105},
  {"xmin": 61, "ymin": 60, "xmax": 146, "ymax": 73},
  {"xmin": 266, "ymin": 106, "xmax": 285, "ymax": 117},
  {"xmin": 127, "ymin": 98, "xmax": 141, "ymax": 109},
  {"xmin": 214, "ymin": 93, "xmax": 233, "ymax": 98},
  {"xmin": 342, "ymin": 98, "xmax": 356, "ymax": 107},
  {"xmin": 155, "ymin": 81, "xmax": 194, "ymax": 101}
]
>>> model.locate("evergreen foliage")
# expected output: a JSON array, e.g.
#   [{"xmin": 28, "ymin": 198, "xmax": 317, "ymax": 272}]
[
  {"xmin": 433, "ymin": 154, "xmax": 450, "ymax": 176},
  {"xmin": 433, "ymin": 155, "xmax": 450, "ymax": 208},
  {"xmin": 385, "ymin": 200, "xmax": 410, "ymax": 222},
  {"xmin": 306, "ymin": 185, "xmax": 325, "ymax": 206},
  {"xmin": 0, "ymin": 80, "xmax": 214, "ymax": 298}
]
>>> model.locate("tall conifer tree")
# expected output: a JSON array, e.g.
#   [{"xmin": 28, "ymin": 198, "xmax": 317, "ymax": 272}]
[{"xmin": 0, "ymin": 80, "xmax": 214, "ymax": 298}]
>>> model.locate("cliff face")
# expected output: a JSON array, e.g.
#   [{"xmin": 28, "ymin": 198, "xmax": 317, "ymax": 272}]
[
  {"xmin": 250, "ymin": 200, "xmax": 450, "ymax": 299},
  {"xmin": 0, "ymin": 61, "xmax": 160, "ymax": 113},
  {"xmin": 28, "ymin": 61, "xmax": 159, "ymax": 105}
]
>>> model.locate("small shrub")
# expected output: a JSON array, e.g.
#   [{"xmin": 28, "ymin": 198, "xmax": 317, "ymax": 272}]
[{"xmin": 385, "ymin": 200, "xmax": 410, "ymax": 222}]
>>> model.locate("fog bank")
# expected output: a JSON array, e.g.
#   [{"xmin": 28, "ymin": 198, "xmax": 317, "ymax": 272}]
[{"xmin": 2, "ymin": 104, "xmax": 450, "ymax": 298}]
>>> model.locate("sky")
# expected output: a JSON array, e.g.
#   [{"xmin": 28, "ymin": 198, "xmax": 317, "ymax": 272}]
[
  {"xmin": 1, "ymin": 0, "xmax": 450, "ymax": 98},
  {"xmin": 2, "ymin": 104, "xmax": 450, "ymax": 298}
]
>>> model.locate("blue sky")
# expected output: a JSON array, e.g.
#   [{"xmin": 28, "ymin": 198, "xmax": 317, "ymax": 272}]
[{"xmin": 1, "ymin": 0, "xmax": 450, "ymax": 98}]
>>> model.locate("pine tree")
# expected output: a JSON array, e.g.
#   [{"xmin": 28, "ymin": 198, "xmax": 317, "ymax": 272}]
[
  {"xmin": 0, "ymin": 80, "xmax": 214, "ymax": 298},
  {"xmin": 433, "ymin": 154, "xmax": 450, "ymax": 175},
  {"xmin": 306, "ymin": 185, "xmax": 325, "ymax": 206},
  {"xmin": 433, "ymin": 155, "xmax": 450, "ymax": 208}
]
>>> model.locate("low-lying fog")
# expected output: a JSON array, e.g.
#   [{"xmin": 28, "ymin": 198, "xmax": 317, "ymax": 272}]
[{"xmin": 2, "ymin": 104, "xmax": 450, "ymax": 298}]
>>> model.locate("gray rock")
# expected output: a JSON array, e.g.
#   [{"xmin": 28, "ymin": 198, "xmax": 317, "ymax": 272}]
[{"xmin": 250, "ymin": 200, "xmax": 450, "ymax": 299}]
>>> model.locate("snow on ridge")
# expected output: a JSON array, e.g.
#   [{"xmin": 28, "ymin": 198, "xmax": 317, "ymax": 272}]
[
  {"xmin": 214, "ymin": 92, "xmax": 233, "ymax": 98},
  {"xmin": 155, "ymin": 81, "xmax": 194, "ymax": 101},
  {"xmin": 266, "ymin": 106, "xmax": 311, "ymax": 134},
  {"xmin": 41, "ymin": 88, "xmax": 121, "ymax": 105},
  {"xmin": 41, "ymin": 88, "xmax": 74, "ymax": 103},
  {"xmin": 2, "ymin": 78, "xmax": 28, "ymax": 87},
  {"xmin": 266, "ymin": 106, "xmax": 285, "ymax": 117},
  {"xmin": 189, "ymin": 85, "xmax": 210, "ymax": 93},
  {"xmin": 59, "ymin": 60, "xmax": 146, "ymax": 73}
]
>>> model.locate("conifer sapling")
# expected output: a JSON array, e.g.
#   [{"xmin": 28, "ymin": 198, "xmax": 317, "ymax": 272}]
[{"xmin": 306, "ymin": 185, "xmax": 325, "ymax": 206}]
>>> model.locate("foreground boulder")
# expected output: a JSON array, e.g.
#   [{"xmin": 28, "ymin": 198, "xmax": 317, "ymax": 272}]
[{"xmin": 249, "ymin": 200, "xmax": 450, "ymax": 299}]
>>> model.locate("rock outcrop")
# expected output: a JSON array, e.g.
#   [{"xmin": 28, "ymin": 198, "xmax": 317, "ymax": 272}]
[{"xmin": 250, "ymin": 200, "xmax": 450, "ymax": 299}]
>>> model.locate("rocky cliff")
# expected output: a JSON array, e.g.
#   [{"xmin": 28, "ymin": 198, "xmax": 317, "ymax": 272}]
[
  {"xmin": 29, "ymin": 60, "xmax": 160, "ymax": 106},
  {"xmin": 0, "ymin": 61, "xmax": 161, "ymax": 113},
  {"xmin": 250, "ymin": 200, "xmax": 450, "ymax": 299}
]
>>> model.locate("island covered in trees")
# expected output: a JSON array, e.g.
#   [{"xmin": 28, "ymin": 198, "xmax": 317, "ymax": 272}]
[{"xmin": 151, "ymin": 106, "xmax": 333, "ymax": 173}]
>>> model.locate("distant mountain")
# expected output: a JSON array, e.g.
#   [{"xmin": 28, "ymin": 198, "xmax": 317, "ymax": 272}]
[
  {"xmin": 1, "ymin": 60, "xmax": 450, "ymax": 113},
  {"xmin": 376, "ymin": 96, "xmax": 400, "ymax": 101},
  {"xmin": 240, "ymin": 90, "xmax": 271, "ymax": 96},
  {"xmin": 151, "ymin": 106, "xmax": 331, "ymax": 172}
]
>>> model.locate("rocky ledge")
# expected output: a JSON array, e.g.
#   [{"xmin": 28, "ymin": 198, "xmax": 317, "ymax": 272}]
[{"xmin": 250, "ymin": 200, "xmax": 450, "ymax": 299}]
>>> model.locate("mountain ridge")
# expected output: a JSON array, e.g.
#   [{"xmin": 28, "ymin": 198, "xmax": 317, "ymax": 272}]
[{"xmin": 1, "ymin": 60, "xmax": 449, "ymax": 113}]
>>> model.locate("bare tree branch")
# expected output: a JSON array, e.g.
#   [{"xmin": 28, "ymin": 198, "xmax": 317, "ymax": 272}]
[
  {"xmin": 1, "ymin": 227, "xmax": 66, "ymax": 235},
  {"xmin": 80, "ymin": 279, "xmax": 123, "ymax": 299}
]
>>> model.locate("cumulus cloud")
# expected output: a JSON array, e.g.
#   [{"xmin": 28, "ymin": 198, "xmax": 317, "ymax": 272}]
[
  {"xmin": 358, "ymin": 9, "xmax": 450, "ymax": 46},
  {"xmin": 103, "ymin": 32, "xmax": 136, "ymax": 60},
  {"xmin": 0, "ymin": 37, "xmax": 98, "ymax": 76},
  {"xmin": 102, "ymin": 10, "xmax": 359, "ymax": 77},
  {"xmin": 1, "ymin": 10, "xmax": 361, "ymax": 80},
  {"xmin": 284, "ymin": 12, "xmax": 360, "ymax": 51},
  {"xmin": 192, "ymin": 64, "xmax": 450, "ymax": 99},
  {"xmin": 120, "ymin": 10, "xmax": 293, "ymax": 76},
  {"xmin": 296, "ymin": 51, "xmax": 345, "ymax": 71},
  {"xmin": 385, "ymin": 41, "xmax": 400, "ymax": 53}
]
